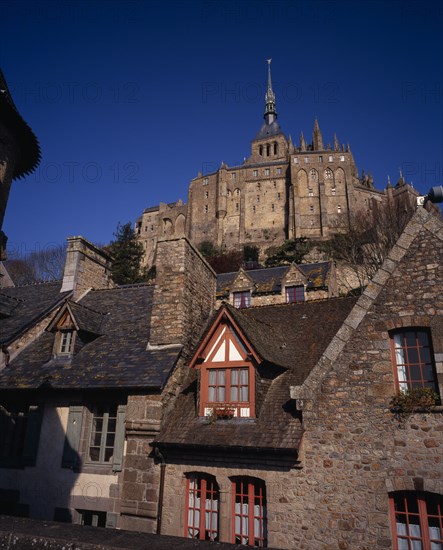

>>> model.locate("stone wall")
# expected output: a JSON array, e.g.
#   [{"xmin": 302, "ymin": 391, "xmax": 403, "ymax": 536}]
[
  {"xmin": 60, "ymin": 237, "xmax": 113, "ymax": 299},
  {"xmin": 149, "ymin": 237, "xmax": 216, "ymax": 358}
]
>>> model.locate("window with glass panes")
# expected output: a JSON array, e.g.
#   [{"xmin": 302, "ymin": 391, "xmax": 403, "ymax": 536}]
[
  {"xmin": 232, "ymin": 478, "xmax": 267, "ymax": 547},
  {"xmin": 285, "ymin": 285, "xmax": 305, "ymax": 304},
  {"xmin": 88, "ymin": 405, "xmax": 117, "ymax": 464},
  {"xmin": 186, "ymin": 475, "xmax": 219, "ymax": 541},
  {"xmin": 391, "ymin": 329, "xmax": 438, "ymax": 393},
  {"xmin": 389, "ymin": 492, "xmax": 443, "ymax": 549},
  {"xmin": 233, "ymin": 291, "xmax": 251, "ymax": 309},
  {"xmin": 60, "ymin": 330, "xmax": 74, "ymax": 354},
  {"xmin": 207, "ymin": 368, "xmax": 249, "ymax": 404}
]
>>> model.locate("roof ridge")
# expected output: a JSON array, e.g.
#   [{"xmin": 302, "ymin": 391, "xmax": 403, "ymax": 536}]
[
  {"xmin": 69, "ymin": 300, "xmax": 107, "ymax": 316},
  {"xmin": 10, "ymin": 280, "xmax": 62, "ymax": 288}
]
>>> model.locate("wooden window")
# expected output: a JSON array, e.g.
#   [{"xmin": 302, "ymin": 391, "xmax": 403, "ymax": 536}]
[
  {"xmin": 233, "ymin": 291, "xmax": 250, "ymax": 309},
  {"xmin": 389, "ymin": 492, "xmax": 443, "ymax": 549},
  {"xmin": 0, "ymin": 404, "xmax": 43, "ymax": 468},
  {"xmin": 253, "ymin": 170, "xmax": 258, "ymax": 177},
  {"xmin": 88, "ymin": 405, "xmax": 117, "ymax": 464},
  {"xmin": 391, "ymin": 329, "xmax": 438, "ymax": 393},
  {"xmin": 264, "ymin": 168, "xmax": 270, "ymax": 176},
  {"xmin": 285, "ymin": 285, "xmax": 305, "ymax": 304},
  {"xmin": 232, "ymin": 478, "xmax": 267, "ymax": 547},
  {"xmin": 185, "ymin": 474, "xmax": 219, "ymax": 541},
  {"xmin": 59, "ymin": 330, "xmax": 74, "ymax": 354}
]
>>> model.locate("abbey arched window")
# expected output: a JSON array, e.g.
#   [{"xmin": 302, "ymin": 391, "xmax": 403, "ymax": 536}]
[
  {"xmin": 273, "ymin": 142, "xmax": 278, "ymax": 155},
  {"xmin": 309, "ymin": 169, "xmax": 318, "ymax": 181},
  {"xmin": 185, "ymin": 474, "xmax": 219, "ymax": 541},
  {"xmin": 259, "ymin": 145, "xmax": 263, "ymax": 156},
  {"xmin": 324, "ymin": 168, "xmax": 333, "ymax": 179},
  {"xmin": 266, "ymin": 144, "xmax": 270, "ymax": 157}
]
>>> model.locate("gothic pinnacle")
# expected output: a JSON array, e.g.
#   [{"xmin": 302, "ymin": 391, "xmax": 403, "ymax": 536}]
[{"xmin": 264, "ymin": 58, "xmax": 277, "ymax": 123}]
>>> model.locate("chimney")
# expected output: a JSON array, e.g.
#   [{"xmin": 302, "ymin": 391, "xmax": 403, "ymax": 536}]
[
  {"xmin": 149, "ymin": 237, "xmax": 216, "ymax": 357},
  {"xmin": 61, "ymin": 236, "xmax": 113, "ymax": 299}
]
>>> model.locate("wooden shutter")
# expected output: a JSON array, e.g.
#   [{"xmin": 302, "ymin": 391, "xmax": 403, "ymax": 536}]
[
  {"xmin": 22, "ymin": 405, "xmax": 44, "ymax": 467},
  {"xmin": 61, "ymin": 405, "xmax": 83, "ymax": 469},
  {"xmin": 112, "ymin": 404, "xmax": 126, "ymax": 472}
]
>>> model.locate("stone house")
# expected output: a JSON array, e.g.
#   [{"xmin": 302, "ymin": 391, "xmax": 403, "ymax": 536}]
[
  {"xmin": 0, "ymin": 206, "xmax": 442, "ymax": 549},
  {"xmin": 216, "ymin": 260, "xmax": 337, "ymax": 309}
]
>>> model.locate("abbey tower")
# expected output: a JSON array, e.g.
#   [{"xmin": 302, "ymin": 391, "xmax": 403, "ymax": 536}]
[{"xmin": 136, "ymin": 61, "xmax": 421, "ymax": 268}]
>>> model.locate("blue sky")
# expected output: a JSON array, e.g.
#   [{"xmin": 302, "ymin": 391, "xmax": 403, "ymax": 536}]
[{"xmin": 1, "ymin": 0, "xmax": 442, "ymax": 257}]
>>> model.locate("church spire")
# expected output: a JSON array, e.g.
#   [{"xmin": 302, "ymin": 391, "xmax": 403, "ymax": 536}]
[
  {"xmin": 312, "ymin": 117, "xmax": 323, "ymax": 150},
  {"xmin": 264, "ymin": 59, "xmax": 277, "ymax": 124}
]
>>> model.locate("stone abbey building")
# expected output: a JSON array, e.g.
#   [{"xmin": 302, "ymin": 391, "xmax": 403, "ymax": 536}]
[{"xmin": 136, "ymin": 61, "xmax": 421, "ymax": 268}]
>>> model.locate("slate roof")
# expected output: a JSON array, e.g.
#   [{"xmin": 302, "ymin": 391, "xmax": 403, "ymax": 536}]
[
  {"xmin": 0, "ymin": 284, "xmax": 181, "ymax": 390},
  {"xmin": 0, "ymin": 282, "xmax": 71, "ymax": 345},
  {"xmin": 0, "ymin": 69, "xmax": 41, "ymax": 179},
  {"xmin": 157, "ymin": 296, "xmax": 358, "ymax": 453},
  {"xmin": 255, "ymin": 119, "xmax": 284, "ymax": 139},
  {"xmin": 216, "ymin": 262, "xmax": 331, "ymax": 297},
  {"xmin": 47, "ymin": 300, "xmax": 106, "ymax": 335}
]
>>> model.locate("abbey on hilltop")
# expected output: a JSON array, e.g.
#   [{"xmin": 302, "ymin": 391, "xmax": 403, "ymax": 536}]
[{"xmin": 136, "ymin": 60, "xmax": 421, "ymax": 267}]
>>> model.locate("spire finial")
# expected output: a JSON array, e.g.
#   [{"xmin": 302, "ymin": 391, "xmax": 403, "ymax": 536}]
[{"xmin": 264, "ymin": 59, "xmax": 277, "ymax": 124}]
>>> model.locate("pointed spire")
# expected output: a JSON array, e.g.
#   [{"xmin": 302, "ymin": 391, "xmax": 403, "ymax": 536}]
[
  {"xmin": 333, "ymin": 133, "xmax": 340, "ymax": 152},
  {"xmin": 300, "ymin": 132, "xmax": 306, "ymax": 151},
  {"xmin": 264, "ymin": 59, "xmax": 277, "ymax": 124},
  {"xmin": 312, "ymin": 117, "xmax": 323, "ymax": 151}
]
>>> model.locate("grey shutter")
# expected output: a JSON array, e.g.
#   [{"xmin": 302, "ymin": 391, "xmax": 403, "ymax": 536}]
[
  {"xmin": 62, "ymin": 405, "xmax": 83, "ymax": 469},
  {"xmin": 112, "ymin": 404, "xmax": 126, "ymax": 472},
  {"xmin": 106, "ymin": 512, "xmax": 118, "ymax": 528},
  {"xmin": 22, "ymin": 405, "xmax": 44, "ymax": 467}
]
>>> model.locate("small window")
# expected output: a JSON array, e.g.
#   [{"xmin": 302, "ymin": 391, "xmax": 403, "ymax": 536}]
[
  {"xmin": 277, "ymin": 192, "xmax": 281, "ymax": 200},
  {"xmin": 233, "ymin": 290, "xmax": 250, "ymax": 309},
  {"xmin": 266, "ymin": 144, "xmax": 270, "ymax": 156},
  {"xmin": 256, "ymin": 195, "xmax": 260, "ymax": 203},
  {"xmin": 259, "ymin": 145, "xmax": 263, "ymax": 156},
  {"xmin": 277, "ymin": 167, "xmax": 282, "ymax": 174},
  {"xmin": 319, "ymin": 156, "xmax": 323, "ymax": 163},
  {"xmin": 271, "ymin": 204, "xmax": 274, "ymax": 212},
  {"xmin": 0, "ymin": 404, "xmax": 43, "ymax": 468},
  {"xmin": 144, "ymin": 226, "xmax": 148, "ymax": 232},
  {"xmin": 257, "ymin": 182, "xmax": 261, "ymax": 190},
  {"xmin": 328, "ymin": 155, "xmax": 333, "ymax": 162},
  {"xmin": 253, "ymin": 170, "xmax": 258, "ymax": 177},
  {"xmin": 204, "ymin": 205, "xmax": 208, "ymax": 213},
  {"xmin": 264, "ymin": 168, "xmax": 270, "ymax": 176},
  {"xmin": 232, "ymin": 478, "xmax": 267, "ymax": 546},
  {"xmin": 203, "ymin": 177, "xmax": 208, "ymax": 185},
  {"xmin": 308, "ymin": 188, "xmax": 314, "ymax": 197},
  {"xmin": 59, "ymin": 330, "xmax": 74, "ymax": 354},
  {"xmin": 389, "ymin": 492, "xmax": 443, "ymax": 549},
  {"xmin": 273, "ymin": 143, "xmax": 278, "ymax": 155},
  {"xmin": 227, "ymin": 189, "xmax": 232, "ymax": 197},
  {"xmin": 331, "ymin": 187, "xmax": 336, "ymax": 196},
  {"xmin": 186, "ymin": 475, "xmax": 219, "ymax": 541},
  {"xmin": 340, "ymin": 155, "xmax": 345, "ymax": 161},
  {"xmin": 325, "ymin": 168, "xmax": 333, "ymax": 179},
  {"xmin": 391, "ymin": 329, "xmax": 439, "ymax": 393},
  {"xmin": 310, "ymin": 205, "xmax": 314, "ymax": 212},
  {"xmin": 304, "ymin": 157, "xmax": 309, "ymax": 164},
  {"xmin": 253, "ymin": 206, "xmax": 256, "ymax": 214},
  {"xmin": 337, "ymin": 205, "xmax": 341, "ymax": 213},
  {"xmin": 286, "ymin": 285, "xmax": 305, "ymax": 304},
  {"xmin": 309, "ymin": 169, "xmax": 318, "ymax": 181},
  {"xmin": 236, "ymin": 189, "xmax": 241, "ymax": 196},
  {"xmin": 273, "ymin": 182, "xmax": 277, "ymax": 189},
  {"xmin": 79, "ymin": 510, "xmax": 107, "ymax": 528},
  {"xmin": 231, "ymin": 173, "xmax": 236, "ymax": 180},
  {"xmin": 235, "ymin": 203, "xmax": 239, "ymax": 212},
  {"xmin": 293, "ymin": 157, "xmax": 299, "ymax": 164},
  {"xmin": 205, "ymin": 191, "xmax": 209, "ymax": 199}
]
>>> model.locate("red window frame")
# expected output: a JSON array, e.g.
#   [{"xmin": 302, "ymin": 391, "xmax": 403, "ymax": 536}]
[
  {"xmin": 233, "ymin": 291, "xmax": 251, "ymax": 309},
  {"xmin": 185, "ymin": 474, "xmax": 219, "ymax": 541},
  {"xmin": 231, "ymin": 477, "xmax": 267, "ymax": 547},
  {"xmin": 285, "ymin": 285, "xmax": 305, "ymax": 304},
  {"xmin": 390, "ymin": 329, "xmax": 439, "ymax": 394},
  {"xmin": 389, "ymin": 491, "xmax": 443, "ymax": 549}
]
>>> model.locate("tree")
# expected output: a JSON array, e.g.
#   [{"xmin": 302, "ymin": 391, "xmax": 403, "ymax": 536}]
[
  {"xmin": 106, "ymin": 222, "xmax": 146, "ymax": 285},
  {"xmin": 198, "ymin": 240, "xmax": 218, "ymax": 259},
  {"xmin": 319, "ymin": 200, "xmax": 416, "ymax": 293},
  {"xmin": 6, "ymin": 244, "xmax": 66, "ymax": 285},
  {"xmin": 265, "ymin": 238, "xmax": 312, "ymax": 267}
]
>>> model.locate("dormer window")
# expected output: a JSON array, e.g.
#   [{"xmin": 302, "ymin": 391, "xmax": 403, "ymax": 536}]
[
  {"xmin": 192, "ymin": 314, "xmax": 258, "ymax": 418},
  {"xmin": 285, "ymin": 285, "xmax": 305, "ymax": 304},
  {"xmin": 233, "ymin": 291, "xmax": 250, "ymax": 309},
  {"xmin": 59, "ymin": 330, "xmax": 74, "ymax": 354}
]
